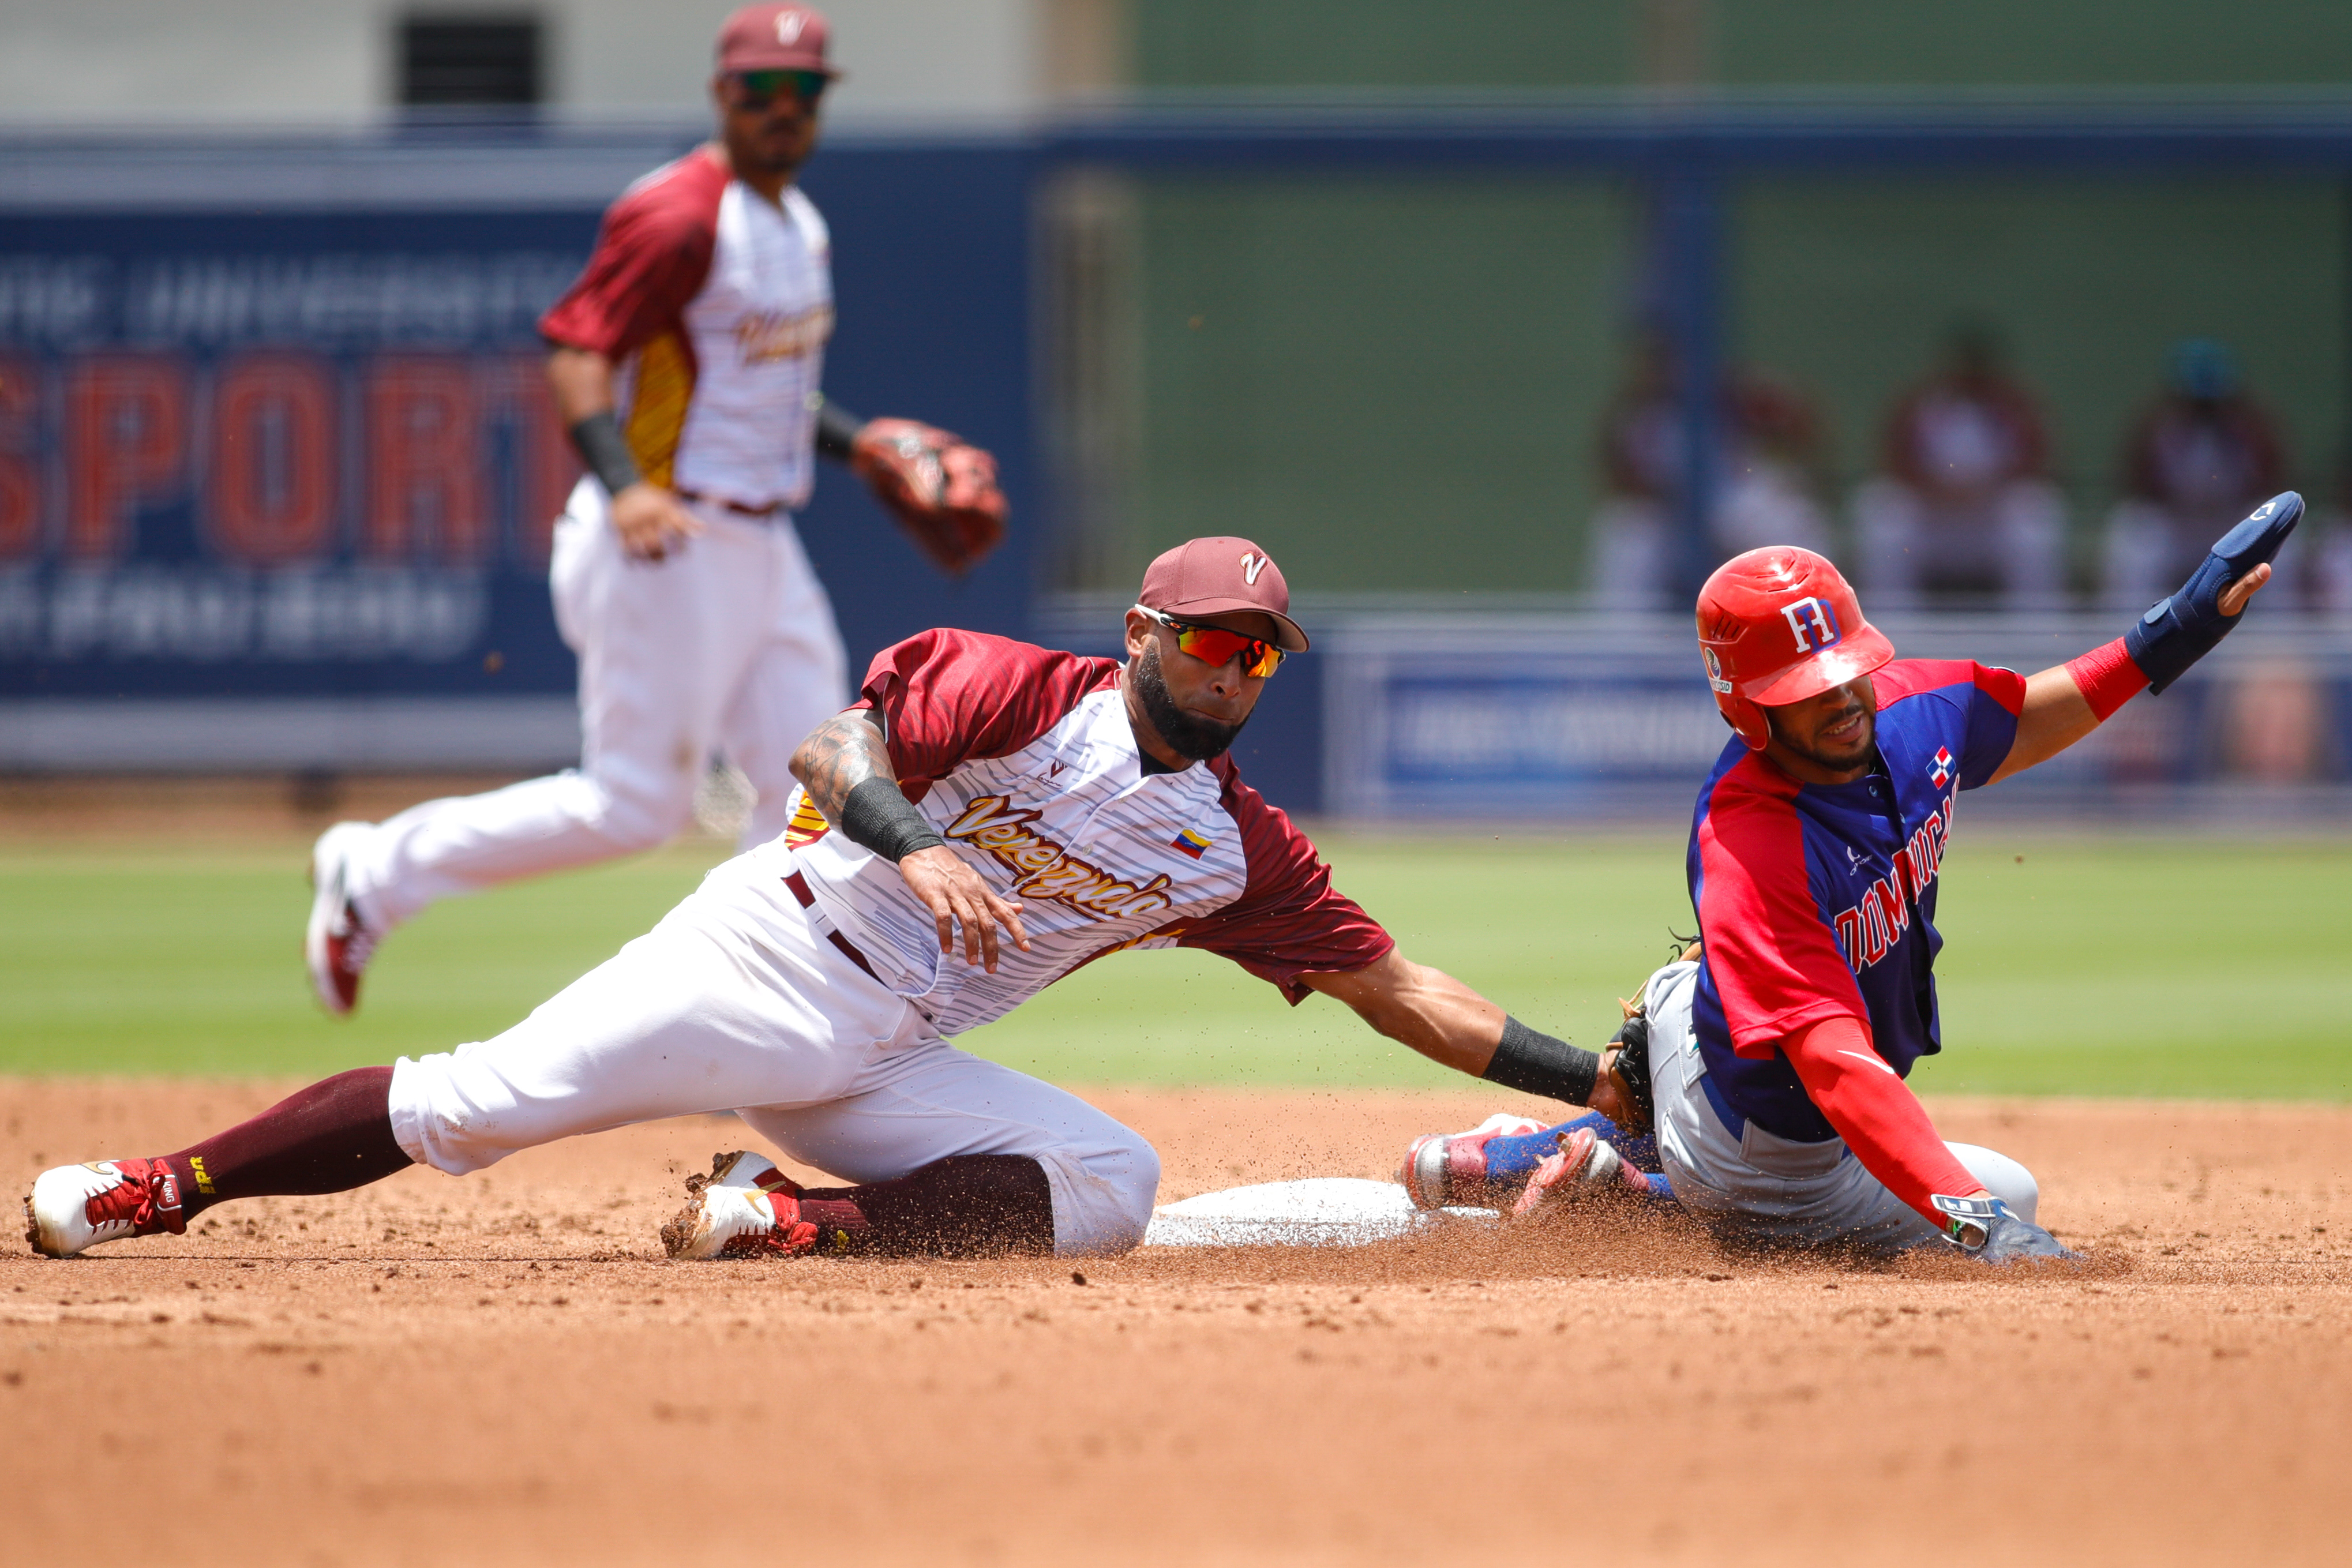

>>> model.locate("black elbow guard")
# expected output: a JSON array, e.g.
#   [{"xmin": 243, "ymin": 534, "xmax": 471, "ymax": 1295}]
[{"xmin": 1481, "ymin": 1016, "xmax": 1600, "ymax": 1106}]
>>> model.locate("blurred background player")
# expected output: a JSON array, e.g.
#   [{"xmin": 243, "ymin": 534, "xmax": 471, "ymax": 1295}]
[
  {"xmin": 303, "ymin": 4, "xmax": 1007, "ymax": 1015},
  {"xmin": 2102, "ymin": 338, "xmax": 2286, "ymax": 607},
  {"xmin": 1588, "ymin": 325, "xmax": 1830, "ymax": 609},
  {"xmin": 1852, "ymin": 320, "xmax": 2068, "ymax": 610},
  {"xmin": 1404, "ymin": 495, "xmax": 2297, "ymax": 1258}
]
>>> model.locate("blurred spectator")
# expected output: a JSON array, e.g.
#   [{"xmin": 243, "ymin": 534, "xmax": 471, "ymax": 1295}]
[
  {"xmin": 1589, "ymin": 328, "xmax": 1830, "ymax": 609},
  {"xmin": 1851, "ymin": 321, "xmax": 2066, "ymax": 609},
  {"xmin": 2300, "ymin": 449, "xmax": 2352, "ymax": 616},
  {"xmin": 2102, "ymin": 339, "xmax": 2287, "ymax": 607}
]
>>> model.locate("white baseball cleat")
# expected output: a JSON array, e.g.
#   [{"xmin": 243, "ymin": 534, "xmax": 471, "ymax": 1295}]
[
  {"xmin": 24, "ymin": 1158, "xmax": 187, "ymax": 1259},
  {"xmin": 305, "ymin": 821, "xmax": 381, "ymax": 1017},
  {"xmin": 1508, "ymin": 1127, "xmax": 1649, "ymax": 1221},
  {"xmin": 660, "ymin": 1150, "xmax": 821, "ymax": 1261}
]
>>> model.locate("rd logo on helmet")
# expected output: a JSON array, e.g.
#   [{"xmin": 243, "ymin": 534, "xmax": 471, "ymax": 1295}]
[{"xmin": 1780, "ymin": 597, "xmax": 1843, "ymax": 654}]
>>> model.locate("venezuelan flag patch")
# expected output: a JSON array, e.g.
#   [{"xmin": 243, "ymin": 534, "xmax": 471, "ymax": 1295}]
[{"xmin": 1170, "ymin": 827, "xmax": 1212, "ymax": 860}]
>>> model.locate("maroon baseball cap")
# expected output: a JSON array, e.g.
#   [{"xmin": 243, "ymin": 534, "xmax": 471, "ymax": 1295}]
[
  {"xmin": 1137, "ymin": 536, "xmax": 1308, "ymax": 652},
  {"xmin": 717, "ymin": 3, "xmax": 841, "ymax": 77}
]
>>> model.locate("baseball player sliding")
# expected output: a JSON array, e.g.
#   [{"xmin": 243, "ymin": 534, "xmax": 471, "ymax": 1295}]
[
  {"xmin": 305, "ymin": 3, "xmax": 1007, "ymax": 1016},
  {"xmin": 30, "ymin": 538, "xmax": 1623, "ymax": 1264},
  {"xmin": 1399, "ymin": 496, "xmax": 2301, "ymax": 1261}
]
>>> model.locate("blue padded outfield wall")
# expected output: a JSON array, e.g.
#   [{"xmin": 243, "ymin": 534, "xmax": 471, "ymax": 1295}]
[{"xmin": 0, "ymin": 133, "xmax": 1035, "ymax": 772}]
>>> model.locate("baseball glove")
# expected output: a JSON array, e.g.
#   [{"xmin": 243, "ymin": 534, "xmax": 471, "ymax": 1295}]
[{"xmin": 850, "ymin": 418, "xmax": 1008, "ymax": 576}]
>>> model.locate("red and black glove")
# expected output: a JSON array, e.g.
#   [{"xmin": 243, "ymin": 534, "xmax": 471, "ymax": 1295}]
[{"xmin": 849, "ymin": 418, "xmax": 1008, "ymax": 577}]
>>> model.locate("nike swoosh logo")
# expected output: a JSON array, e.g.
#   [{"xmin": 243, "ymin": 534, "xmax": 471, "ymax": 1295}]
[{"xmin": 1838, "ymin": 1049, "xmax": 1899, "ymax": 1076}]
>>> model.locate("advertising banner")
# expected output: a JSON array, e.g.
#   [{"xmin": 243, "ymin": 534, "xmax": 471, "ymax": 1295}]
[
  {"xmin": 1322, "ymin": 616, "xmax": 2352, "ymax": 821},
  {"xmin": 0, "ymin": 212, "xmax": 598, "ymax": 714}
]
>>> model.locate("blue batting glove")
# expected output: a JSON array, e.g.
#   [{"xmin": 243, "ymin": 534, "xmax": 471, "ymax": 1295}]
[{"xmin": 2124, "ymin": 491, "xmax": 2302, "ymax": 695}]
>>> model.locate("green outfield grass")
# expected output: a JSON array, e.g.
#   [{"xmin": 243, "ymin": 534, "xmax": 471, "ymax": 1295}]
[{"xmin": 0, "ymin": 828, "xmax": 2345, "ymax": 1099}]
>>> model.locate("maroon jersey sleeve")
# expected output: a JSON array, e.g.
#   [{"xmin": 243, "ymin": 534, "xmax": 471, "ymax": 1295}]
[
  {"xmin": 1171, "ymin": 756, "xmax": 1396, "ymax": 1004},
  {"xmin": 538, "ymin": 153, "xmax": 725, "ymax": 358},
  {"xmin": 1696, "ymin": 756, "xmax": 1869, "ymax": 1056},
  {"xmin": 853, "ymin": 629, "xmax": 1121, "ymax": 796}
]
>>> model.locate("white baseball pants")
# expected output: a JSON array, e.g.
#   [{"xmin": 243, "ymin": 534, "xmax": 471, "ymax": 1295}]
[
  {"xmin": 347, "ymin": 477, "xmax": 850, "ymax": 929},
  {"xmin": 385, "ymin": 851, "xmax": 1161, "ymax": 1257},
  {"xmin": 1644, "ymin": 960, "xmax": 2039, "ymax": 1252}
]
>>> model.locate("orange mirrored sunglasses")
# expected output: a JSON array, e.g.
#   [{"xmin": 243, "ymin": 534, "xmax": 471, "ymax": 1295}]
[{"xmin": 1138, "ymin": 606, "xmax": 1284, "ymax": 678}]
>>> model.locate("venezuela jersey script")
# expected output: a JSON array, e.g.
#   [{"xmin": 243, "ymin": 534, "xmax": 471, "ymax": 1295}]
[
  {"xmin": 539, "ymin": 149, "xmax": 832, "ymax": 512},
  {"xmin": 763, "ymin": 629, "xmax": 1396, "ymax": 1037},
  {"xmin": 1685, "ymin": 659, "xmax": 2027, "ymax": 1142}
]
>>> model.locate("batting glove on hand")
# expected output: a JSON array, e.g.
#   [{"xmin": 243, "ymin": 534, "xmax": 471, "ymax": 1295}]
[
  {"xmin": 850, "ymin": 418, "xmax": 1009, "ymax": 577},
  {"xmin": 2124, "ymin": 490, "xmax": 2301, "ymax": 694},
  {"xmin": 1933, "ymin": 1194, "xmax": 2079, "ymax": 1265}
]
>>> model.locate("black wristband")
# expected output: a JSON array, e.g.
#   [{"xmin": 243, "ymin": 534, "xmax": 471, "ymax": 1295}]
[
  {"xmin": 815, "ymin": 396, "xmax": 865, "ymax": 463},
  {"xmin": 838, "ymin": 777, "xmax": 947, "ymax": 864},
  {"xmin": 1481, "ymin": 1016, "xmax": 1600, "ymax": 1106},
  {"xmin": 568, "ymin": 410, "xmax": 642, "ymax": 496}
]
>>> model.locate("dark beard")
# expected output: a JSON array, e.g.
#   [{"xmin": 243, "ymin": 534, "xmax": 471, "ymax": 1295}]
[
  {"xmin": 1768, "ymin": 702, "xmax": 1875, "ymax": 774},
  {"xmin": 1130, "ymin": 642, "xmax": 1248, "ymax": 762}
]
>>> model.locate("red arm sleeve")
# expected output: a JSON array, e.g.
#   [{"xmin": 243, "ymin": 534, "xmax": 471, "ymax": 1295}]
[
  {"xmin": 538, "ymin": 158, "xmax": 722, "ymax": 358},
  {"xmin": 1782, "ymin": 1015, "xmax": 1982, "ymax": 1224},
  {"xmin": 1696, "ymin": 768, "xmax": 1869, "ymax": 1055},
  {"xmin": 1170, "ymin": 756, "xmax": 1394, "ymax": 1003},
  {"xmin": 853, "ymin": 630, "xmax": 1120, "ymax": 796}
]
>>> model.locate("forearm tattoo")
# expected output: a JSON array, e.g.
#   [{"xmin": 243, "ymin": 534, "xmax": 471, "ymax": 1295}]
[{"xmin": 791, "ymin": 710, "xmax": 891, "ymax": 821}]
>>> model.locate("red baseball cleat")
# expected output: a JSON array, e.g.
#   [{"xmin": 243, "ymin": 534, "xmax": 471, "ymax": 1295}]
[
  {"xmin": 1509, "ymin": 1127, "xmax": 1650, "ymax": 1221},
  {"xmin": 661, "ymin": 1151, "xmax": 823, "ymax": 1260},
  {"xmin": 24, "ymin": 1158, "xmax": 187, "ymax": 1258}
]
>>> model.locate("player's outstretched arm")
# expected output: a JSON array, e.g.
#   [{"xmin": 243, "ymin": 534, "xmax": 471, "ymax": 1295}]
[
  {"xmin": 1302, "ymin": 953, "xmax": 1635, "ymax": 1124},
  {"xmin": 1780, "ymin": 1015, "xmax": 2073, "ymax": 1262},
  {"xmin": 789, "ymin": 712, "xmax": 1030, "ymax": 971},
  {"xmin": 1988, "ymin": 493, "xmax": 2295, "ymax": 784}
]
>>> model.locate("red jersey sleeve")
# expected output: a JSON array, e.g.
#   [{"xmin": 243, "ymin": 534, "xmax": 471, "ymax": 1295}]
[
  {"xmin": 853, "ymin": 630, "xmax": 1121, "ymax": 796},
  {"xmin": 1696, "ymin": 757, "xmax": 1869, "ymax": 1056},
  {"xmin": 538, "ymin": 154, "xmax": 725, "ymax": 358},
  {"xmin": 1171, "ymin": 756, "xmax": 1396, "ymax": 1004}
]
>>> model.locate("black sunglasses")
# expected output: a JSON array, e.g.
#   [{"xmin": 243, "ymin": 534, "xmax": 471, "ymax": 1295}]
[{"xmin": 729, "ymin": 69, "xmax": 828, "ymax": 110}]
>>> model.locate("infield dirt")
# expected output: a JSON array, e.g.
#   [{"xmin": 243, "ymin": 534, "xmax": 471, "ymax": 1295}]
[{"xmin": 6, "ymin": 1080, "xmax": 2349, "ymax": 1567}]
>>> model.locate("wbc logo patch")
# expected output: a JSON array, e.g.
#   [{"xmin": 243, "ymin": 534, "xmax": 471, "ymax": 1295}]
[{"xmin": 1930, "ymin": 747, "xmax": 1953, "ymax": 787}]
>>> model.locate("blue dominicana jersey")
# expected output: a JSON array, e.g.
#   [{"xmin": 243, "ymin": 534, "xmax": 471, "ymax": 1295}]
[{"xmin": 1683, "ymin": 661, "xmax": 2027, "ymax": 1142}]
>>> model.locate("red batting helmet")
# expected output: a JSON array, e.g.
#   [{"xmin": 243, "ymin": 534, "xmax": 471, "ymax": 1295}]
[{"xmin": 1695, "ymin": 547, "xmax": 1895, "ymax": 750}]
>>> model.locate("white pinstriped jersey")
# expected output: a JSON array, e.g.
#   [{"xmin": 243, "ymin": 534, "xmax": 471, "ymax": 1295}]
[{"xmin": 755, "ymin": 629, "xmax": 1391, "ymax": 1038}]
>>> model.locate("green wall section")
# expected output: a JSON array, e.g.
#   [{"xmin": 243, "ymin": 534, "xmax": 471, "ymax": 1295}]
[
  {"xmin": 1130, "ymin": 179, "xmax": 1631, "ymax": 591},
  {"xmin": 1136, "ymin": 2, "xmax": 2352, "ymax": 91},
  {"xmin": 1735, "ymin": 177, "xmax": 2349, "ymax": 528},
  {"xmin": 1094, "ymin": 5, "xmax": 2352, "ymax": 596}
]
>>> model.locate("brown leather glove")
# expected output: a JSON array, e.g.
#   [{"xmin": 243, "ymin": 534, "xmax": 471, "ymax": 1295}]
[{"xmin": 849, "ymin": 418, "xmax": 1008, "ymax": 576}]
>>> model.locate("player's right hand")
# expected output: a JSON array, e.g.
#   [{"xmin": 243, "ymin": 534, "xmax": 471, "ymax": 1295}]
[
  {"xmin": 898, "ymin": 845, "xmax": 1030, "ymax": 973},
  {"xmin": 610, "ymin": 482, "xmax": 705, "ymax": 562}
]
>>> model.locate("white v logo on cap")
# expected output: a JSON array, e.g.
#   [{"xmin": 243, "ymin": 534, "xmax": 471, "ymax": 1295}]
[
  {"xmin": 777, "ymin": 10, "xmax": 806, "ymax": 42},
  {"xmin": 1240, "ymin": 552, "xmax": 1268, "ymax": 586}
]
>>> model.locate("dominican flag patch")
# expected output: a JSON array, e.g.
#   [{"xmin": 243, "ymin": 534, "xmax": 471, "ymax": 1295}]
[
  {"xmin": 1930, "ymin": 747, "xmax": 1953, "ymax": 787},
  {"xmin": 1170, "ymin": 827, "xmax": 1212, "ymax": 860}
]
